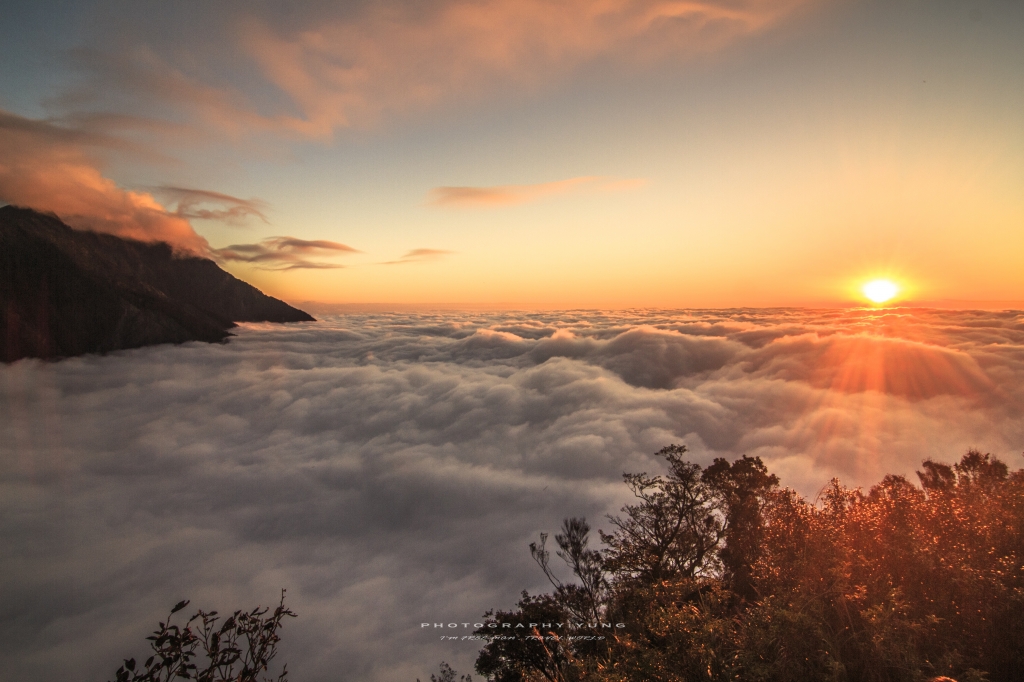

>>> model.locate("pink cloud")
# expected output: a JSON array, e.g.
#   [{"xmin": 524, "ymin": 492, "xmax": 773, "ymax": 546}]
[
  {"xmin": 0, "ymin": 110, "xmax": 210, "ymax": 254},
  {"xmin": 428, "ymin": 176, "xmax": 645, "ymax": 207},
  {"xmin": 0, "ymin": 111, "xmax": 274, "ymax": 255},
  {"xmin": 237, "ymin": 0, "xmax": 810, "ymax": 132},
  {"xmin": 56, "ymin": 1, "xmax": 811, "ymax": 142},
  {"xmin": 379, "ymin": 248, "xmax": 455, "ymax": 265}
]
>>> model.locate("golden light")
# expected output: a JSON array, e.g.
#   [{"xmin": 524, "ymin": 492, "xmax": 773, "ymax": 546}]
[{"xmin": 862, "ymin": 279, "xmax": 899, "ymax": 304}]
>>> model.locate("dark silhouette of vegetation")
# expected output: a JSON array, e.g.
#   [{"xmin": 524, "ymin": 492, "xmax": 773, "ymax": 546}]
[
  {"xmin": 473, "ymin": 446, "xmax": 1024, "ymax": 682},
  {"xmin": 111, "ymin": 592, "xmax": 296, "ymax": 682},
  {"xmin": 418, "ymin": 661, "xmax": 474, "ymax": 682}
]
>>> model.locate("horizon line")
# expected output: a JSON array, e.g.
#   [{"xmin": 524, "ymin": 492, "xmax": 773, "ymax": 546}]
[{"xmin": 290, "ymin": 300, "xmax": 1024, "ymax": 313}]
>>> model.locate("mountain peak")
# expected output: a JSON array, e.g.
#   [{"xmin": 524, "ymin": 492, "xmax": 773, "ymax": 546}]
[{"xmin": 1, "ymin": 206, "xmax": 315, "ymax": 362}]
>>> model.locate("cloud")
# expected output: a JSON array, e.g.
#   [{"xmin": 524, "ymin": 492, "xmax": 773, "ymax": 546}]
[
  {"xmin": 2, "ymin": 308, "xmax": 1022, "ymax": 681},
  {"xmin": 51, "ymin": 0, "xmax": 812, "ymax": 140},
  {"xmin": 0, "ymin": 109, "xmax": 146, "ymax": 153},
  {"xmin": 426, "ymin": 176, "xmax": 644, "ymax": 207},
  {"xmin": 213, "ymin": 236, "xmax": 361, "ymax": 270},
  {"xmin": 0, "ymin": 110, "xmax": 344, "ymax": 266},
  {"xmin": 0, "ymin": 110, "xmax": 208, "ymax": 254},
  {"xmin": 155, "ymin": 187, "xmax": 270, "ymax": 225},
  {"xmin": 380, "ymin": 248, "xmax": 455, "ymax": 265},
  {"xmin": 236, "ymin": 0, "xmax": 810, "ymax": 132},
  {"xmin": 57, "ymin": 45, "xmax": 303, "ymax": 141}
]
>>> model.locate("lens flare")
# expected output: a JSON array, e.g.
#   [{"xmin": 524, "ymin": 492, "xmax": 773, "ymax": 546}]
[{"xmin": 863, "ymin": 279, "xmax": 899, "ymax": 304}]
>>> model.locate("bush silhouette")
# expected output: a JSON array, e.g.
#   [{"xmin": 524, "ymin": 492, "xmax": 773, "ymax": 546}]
[{"xmin": 111, "ymin": 592, "xmax": 296, "ymax": 682}]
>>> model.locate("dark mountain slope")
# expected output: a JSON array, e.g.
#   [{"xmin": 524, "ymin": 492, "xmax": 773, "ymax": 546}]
[{"xmin": 1, "ymin": 206, "xmax": 314, "ymax": 362}]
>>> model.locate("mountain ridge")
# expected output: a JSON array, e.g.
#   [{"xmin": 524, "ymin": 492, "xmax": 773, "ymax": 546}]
[{"xmin": 1, "ymin": 205, "xmax": 314, "ymax": 362}]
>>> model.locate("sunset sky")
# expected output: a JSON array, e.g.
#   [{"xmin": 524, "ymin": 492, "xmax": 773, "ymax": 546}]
[{"xmin": 1, "ymin": 0, "xmax": 1022, "ymax": 308}]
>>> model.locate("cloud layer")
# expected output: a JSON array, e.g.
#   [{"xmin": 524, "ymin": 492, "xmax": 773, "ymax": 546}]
[{"xmin": 2, "ymin": 308, "xmax": 1022, "ymax": 681}]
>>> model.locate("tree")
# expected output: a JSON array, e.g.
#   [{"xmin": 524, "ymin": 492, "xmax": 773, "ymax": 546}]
[
  {"xmin": 418, "ymin": 661, "xmax": 473, "ymax": 682},
  {"xmin": 702, "ymin": 455, "xmax": 779, "ymax": 602},
  {"xmin": 476, "ymin": 446, "xmax": 750, "ymax": 682},
  {"xmin": 473, "ymin": 592, "xmax": 581, "ymax": 682},
  {"xmin": 476, "ymin": 447, "xmax": 1024, "ymax": 682},
  {"xmin": 531, "ymin": 517, "xmax": 608, "ymax": 624},
  {"xmin": 600, "ymin": 445, "xmax": 724, "ymax": 584},
  {"xmin": 111, "ymin": 592, "xmax": 296, "ymax": 682}
]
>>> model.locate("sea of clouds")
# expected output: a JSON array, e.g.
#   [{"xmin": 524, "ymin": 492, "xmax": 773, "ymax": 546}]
[{"xmin": 2, "ymin": 308, "xmax": 1023, "ymax": 681}]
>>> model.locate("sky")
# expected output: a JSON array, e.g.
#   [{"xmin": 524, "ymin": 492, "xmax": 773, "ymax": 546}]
[
  {"xmin": 1, "ymin": 0, "xmax": 1022, "ymax": 308},
  {"xmin": 3, "ymin": 308, "xmax": 1023, "ymax": 681}
]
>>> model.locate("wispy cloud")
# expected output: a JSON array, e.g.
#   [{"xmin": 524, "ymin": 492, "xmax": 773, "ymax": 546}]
[
  {"xmin": 236, "ymin": 0, "xmax": 810, "ymax": 133},
  {"xmin": 380, "ymin": 248, "xmax": 455, "ymax": 265},
  {"xmin": 50, "ymin": 0, "xmax": 812, "ymax": 141},
  {"xmin": 213, "ymin": 236, "xmax": 360, "ymax": 270},
  {"xmin": 427, "ymin": 176, "xmax": 645, "ymax": 207},
  {"xmin": 57, "ymin": 46, "xmax": 301, "ymax": 141},
  {"xmin": 0, "ymin": 109, "xmax": 141, "ymax": 151},
  {"xmin": 155, "ymin": 186, "xmax": 270, "ymax": 224}
]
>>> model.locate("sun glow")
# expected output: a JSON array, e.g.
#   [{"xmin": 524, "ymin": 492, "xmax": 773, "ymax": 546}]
[{"xmin": 863, "ymin": 279, "xmax": 899, "ymax": 304}]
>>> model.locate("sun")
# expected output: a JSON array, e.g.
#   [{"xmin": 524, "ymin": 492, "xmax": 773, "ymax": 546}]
[{"xmin": 862, "ymin": 279, "xmax": 899, "ymax": 304}]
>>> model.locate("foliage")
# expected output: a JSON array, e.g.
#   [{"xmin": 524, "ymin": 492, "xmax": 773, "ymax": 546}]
[
  {"xmin": 600, "ymin": 445, "xmax": 724, "ymax": 585},
  {"xmin": 418, "ymin": 661, "xmax": 473, "ymax": 682},
  {"xmin": 474, "ymin": 446, "xmax": 1024, "ymax": 682},
  {"xmin": 473, "ymin": 592, "xmax": 586, "ymax": 682},
  {"xmin": 531, "ymin": 518, "xmax": 608, "ymax": 624},
  {"xmin": 111, "ymin": 592, "xmax": 296, "ymax": 682}
]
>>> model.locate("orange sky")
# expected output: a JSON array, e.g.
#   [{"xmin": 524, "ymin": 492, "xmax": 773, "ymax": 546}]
[{"xmin": 1, "ymin": 0, "xmax": 1022, "ymax": 308}]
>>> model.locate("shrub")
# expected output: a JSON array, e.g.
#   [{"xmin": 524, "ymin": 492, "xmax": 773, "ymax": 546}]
[{"xmin": 111, "ymin": 591, "xmax": 296, "ymax": 682}]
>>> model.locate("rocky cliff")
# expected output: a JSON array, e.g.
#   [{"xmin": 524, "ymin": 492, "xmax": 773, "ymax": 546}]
[{"xmin": 1, "ymin": 206, "xmax": 314, "ymax": 361}]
